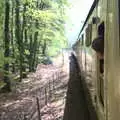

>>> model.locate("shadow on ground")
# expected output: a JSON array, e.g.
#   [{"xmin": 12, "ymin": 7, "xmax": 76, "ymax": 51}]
[{"xmin": 63, "ymin": 54, "xmax": 98, "ymax": 120}]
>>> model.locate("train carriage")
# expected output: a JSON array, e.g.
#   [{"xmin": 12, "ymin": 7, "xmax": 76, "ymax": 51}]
[{"xmin": 73, "ymin": 0, "xmax": 120, "ymax": 120}]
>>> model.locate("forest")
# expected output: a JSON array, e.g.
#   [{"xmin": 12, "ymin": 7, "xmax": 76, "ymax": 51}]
[{"xmin": 0, "ymin": 0, "xmax": 69, "ymax": 92}]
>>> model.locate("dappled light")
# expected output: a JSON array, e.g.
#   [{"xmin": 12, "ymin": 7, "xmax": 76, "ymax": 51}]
[
  {"xmin": 0, "ymin": 0, "xmax": 98, "ymax": 120},
  {"xmin": 0, "ymin": 53, "xmax": 70, "ymax": 120}
]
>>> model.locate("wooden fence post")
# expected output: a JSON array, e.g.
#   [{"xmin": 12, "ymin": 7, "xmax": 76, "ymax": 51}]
[
  {"xmin": 44, "ymin": 87, "xmax": 47, "ymax": 105},
  {"xmin": 48, "ymin": 79, "xmax": 52, "ymax": 102},
  {"xmin": 36, "ymin": 97, "xmax": 42, "ymax": 120},
  {"xmin": 52, "ymin": 74, "xmax": 55, "ymax": 92}
]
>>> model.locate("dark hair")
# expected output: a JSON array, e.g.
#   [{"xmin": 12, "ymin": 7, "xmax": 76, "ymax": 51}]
[{"xmin": 92, "ymin": 36, "xmax": 104, "ymax": 54}]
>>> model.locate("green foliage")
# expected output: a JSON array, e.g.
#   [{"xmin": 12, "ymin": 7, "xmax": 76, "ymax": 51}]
[
  {"xmin": 0, "ymin": 1, "xmax": 4, "ymax": 49},
  {"xmin": 0, "ymin": 81, "xmax": 6, "ymax": 90},
  {"xmin": 47, "ymin": 31, "xmax": 68, "ymax": 56},
  {"xmin": 24, "ymin": 49, "xmax": 30, "ymax": 55},
  {"xmin": 0, "ymin": 51, "xmax": 4, "ymax": 68},
  {"xmin": 0, "ymin": 0, "xmax": 69, "ymax": 91},
  {"xmin": 24, "ymin": 0, "xmax": 69, "ymax": 57}
]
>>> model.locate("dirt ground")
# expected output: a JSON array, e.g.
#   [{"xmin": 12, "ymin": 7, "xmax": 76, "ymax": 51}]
[
  {"xmin": 0, "ymin": 53, "xmax": 69, "ymax": 120},
  {"xmin": 0, "ymin": 52, "xmax": 97, "ymax": 120}
]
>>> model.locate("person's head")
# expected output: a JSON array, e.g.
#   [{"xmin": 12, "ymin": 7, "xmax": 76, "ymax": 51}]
[{"xmin": 92, "ymin": 36, "xmax": 104, "ymax": 59}]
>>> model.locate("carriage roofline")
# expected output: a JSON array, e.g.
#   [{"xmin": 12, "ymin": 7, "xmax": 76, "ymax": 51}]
[{"xmin": 77, "ymin": 0, "xmax": 99, "ymax": 40}]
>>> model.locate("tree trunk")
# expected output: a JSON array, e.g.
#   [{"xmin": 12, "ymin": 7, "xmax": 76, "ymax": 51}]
[
  {"xmin": 11, "ymin": 0, "xmax": 15, "ymax": 73},
  {"xmin": 32, "ymin": 31, "xmax": 38, "ymax": 70},
  {"xmin": 4, "ymin": 0, "xmax": 11, "ymax": 91},
  {"xmin": 21, "ymin": 3, "xmax": 27, "ymax": 78},
  {"xmin": 29, "ymin": 34, "xmax": 33, "ymax": 72},
  {"xmin": 15, "ymin": 0, "xmax": 23, "ymax": 81},
  {"xmin": 42, "ymin": 40, "xmax": 47, "ymax": 56}
]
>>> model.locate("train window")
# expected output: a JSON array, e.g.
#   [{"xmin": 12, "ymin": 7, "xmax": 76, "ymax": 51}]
[
  {"xmin": 98, "ymin": 22, "xmax": 104, "ymax": 74},
  {"xmin": 97, "ymin": 22, "xmax": 104, "ymax": 106},
  {"xmin": 81, "ymin": 34, "xmax": 84, "ymax": 45},
  {"xmin": 85, "ymin": 24, "xmax": 92, "ymax": 47},
  {"xmin": 88, "ymin": 24, "xmax": 92, "ymax": 42},
  {"xmin": 98, "ymin": 22, "xmax": 104, "ymax": 37},
  {"xmin": 85, "ymin": 27, "xmax": 89, "ymax": 46}
]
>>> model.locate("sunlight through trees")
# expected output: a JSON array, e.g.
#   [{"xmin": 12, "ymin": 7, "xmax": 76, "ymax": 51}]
[{"xmin": 0, "ymin": 0, "xmax": 69, "ymax": 91}]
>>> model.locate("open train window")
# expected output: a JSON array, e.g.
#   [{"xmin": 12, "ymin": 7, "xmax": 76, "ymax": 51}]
[
  {"xmin": 98, "ymin": 22, "xmax": 104, "ymax": 37},
  {"xmin": 85, "ymin": 24, "xmax": 92, "ymax": 46},
  {"xmin": 97, "ymin": 22, "xmax": 104, "ymax": 107},
  {"xmin": 98, "ymin": 22, "xmax": 104, "ymax": 73}
]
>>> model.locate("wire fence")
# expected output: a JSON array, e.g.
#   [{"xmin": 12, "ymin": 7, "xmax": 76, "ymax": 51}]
[
  {"xmin": 0, "ymin": 70, "xmax": 64, "ymax": 120},
  {"xmin": 26, "ymin": 70, "xmax": 62, "ymax": 120}
]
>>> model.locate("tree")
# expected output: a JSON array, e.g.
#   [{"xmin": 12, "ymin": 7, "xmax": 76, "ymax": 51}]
[
  {"xmin": 0, "ymin": 0, "xmax": 69, "ymax": 92},
  {"xmin": 4, "ymin": 0, "xmax": 11, "ymax": 91}
]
